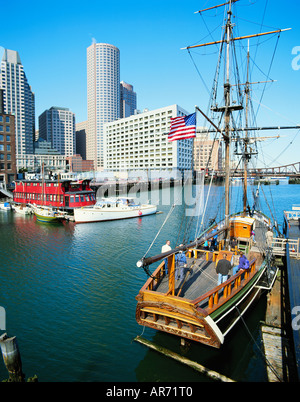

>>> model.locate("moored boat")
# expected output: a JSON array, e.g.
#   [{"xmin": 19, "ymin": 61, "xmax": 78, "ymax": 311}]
[
  {"xmin": 31, "ymin": 204, "xmax": 65, "ymax": 223},
  {"xmin": 12, "ymin": 203, "xmax": 32, "ymax": 215},
  {"xmin": 74, "ymin": 197, "xmax": 157, "ymax": 223},
  {"xmin": 0, "ymin": 201, "xmax": 11, "ymax": 211}
]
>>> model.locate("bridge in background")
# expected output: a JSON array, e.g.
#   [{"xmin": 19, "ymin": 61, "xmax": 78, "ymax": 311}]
[{"xmin": 213, "ymin": 162, "xmax": 300, "ymax": 178}]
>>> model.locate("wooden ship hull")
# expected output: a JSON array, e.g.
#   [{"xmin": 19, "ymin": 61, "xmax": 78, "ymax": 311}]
[{"xmin": 136, "ymin": 212, "xmax": 277, "ymax": 348}]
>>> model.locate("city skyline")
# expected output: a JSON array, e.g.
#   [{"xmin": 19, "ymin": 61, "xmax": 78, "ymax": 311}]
[{"xmin": 0, "ymin": 0, "xmax": 299, "ymax": 168}]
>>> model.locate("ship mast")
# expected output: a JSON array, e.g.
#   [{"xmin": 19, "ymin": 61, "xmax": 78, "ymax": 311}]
[
  {"xmin": 223, "ymin": 1, "xmax": 233, "ymax": 247},
  {"xmin": 243, "ymin": 42, "xmax": 250, "ymax": 215},
  {"xmin": 184, "ymin": 1, "xmax": 290, "ymax": 248}
]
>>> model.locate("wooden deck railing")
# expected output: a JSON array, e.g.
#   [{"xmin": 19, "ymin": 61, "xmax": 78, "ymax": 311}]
[{"xmin": 191, "ymin": 258, "xmax": 257, "ymax": 314}]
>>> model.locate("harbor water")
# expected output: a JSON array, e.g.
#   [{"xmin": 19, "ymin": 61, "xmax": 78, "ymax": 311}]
[{"xmin": 0, "ymin": 184, "xmax": 299, "ymax": 382}]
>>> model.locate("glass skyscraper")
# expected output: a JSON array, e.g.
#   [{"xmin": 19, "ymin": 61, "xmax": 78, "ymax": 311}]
[
  {"xmin": 0, "ymin": 48, "xmax": 35, "ymax": 169},
  {"xmin": 120, "ymin": 81, "xmax": 137, "ymax": 118},
  {"xmin": 87, "ymin": 43, "xmax": 120, "ymax": 170}
]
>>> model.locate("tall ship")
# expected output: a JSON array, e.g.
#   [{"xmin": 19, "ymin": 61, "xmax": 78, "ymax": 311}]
[
  {"xmin": 135, "ymin": 1, "xmax": 296, "ymax": 348},
  {"xmin": 13, "ymin": 175, "xmax": 96, "ymax": 211}
]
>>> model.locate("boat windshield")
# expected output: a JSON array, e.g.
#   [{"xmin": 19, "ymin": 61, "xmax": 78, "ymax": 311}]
[{"xmin": 95, "ymin": 198, "xmax": 138, "ymax": 207}]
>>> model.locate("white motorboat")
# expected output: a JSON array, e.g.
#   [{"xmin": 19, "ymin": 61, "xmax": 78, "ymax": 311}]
[
  {"xmin": 12, "ymin": 203, "xmax": 32, "ymax": 215},
  {"xmin": 0, "ymin": 201, "xmax": 11, "ymax": 211},
  {"xmin": 74, "ymin": 197, "xmax": 157, "ymax": 223}
]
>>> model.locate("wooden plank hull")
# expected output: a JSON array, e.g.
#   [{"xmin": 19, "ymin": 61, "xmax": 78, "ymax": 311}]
[
  {"xmin": 136, "ymin": 292, "xmax": 224, "ymax": 348},
  {"xmin": 136, "ymin": 264, "xmax": 267, "ymax": 348}
]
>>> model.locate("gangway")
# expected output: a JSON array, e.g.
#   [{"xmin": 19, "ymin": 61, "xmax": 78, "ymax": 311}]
[
  {"xmin": 0, "ymin": 183, "xmax": 13, "ymax": 199},
  {"xmin": 271, "ymin": 237, "xmax": 300, "ymax": 258}
]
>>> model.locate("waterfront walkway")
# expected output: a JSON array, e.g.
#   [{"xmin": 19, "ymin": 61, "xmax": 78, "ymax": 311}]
[{"xmin": 261, "ymin": 207, "xmax": 300, "ymax": 382}]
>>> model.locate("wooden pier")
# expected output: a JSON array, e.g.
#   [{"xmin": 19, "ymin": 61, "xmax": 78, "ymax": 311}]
[{"xmin": 261, "ymin": 206, "xmax": 300, "ymax": 382}]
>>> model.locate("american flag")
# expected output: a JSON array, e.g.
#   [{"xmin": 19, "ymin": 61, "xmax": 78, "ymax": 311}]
[{"xmin": 168, "ymin": 113, "xmax": 196, "ymax": 141}]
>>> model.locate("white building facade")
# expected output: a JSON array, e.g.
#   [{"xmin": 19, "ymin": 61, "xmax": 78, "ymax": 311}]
[
  {"xmin": 87, "ymin": 43, "xmax": 120, "ymax": 170},
  {"xmin": 38, "ymin": 107, "xmax": 76, "ymax": 156},
  {"xmin": 0, "ymin": 48, "xmax": 35, "ymax": 169},
  {"xmin": 103, "ymin": 104, "xmax": 193, "ymax": 174}
]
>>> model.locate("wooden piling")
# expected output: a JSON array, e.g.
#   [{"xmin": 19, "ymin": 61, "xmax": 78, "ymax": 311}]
[
  {"xmin": 134, "ymin": 335, "xmax": 235, "ymax": 382},
  {"xmin": 0, "ymin": 333, "xmax": 25, "ymax": 382}
]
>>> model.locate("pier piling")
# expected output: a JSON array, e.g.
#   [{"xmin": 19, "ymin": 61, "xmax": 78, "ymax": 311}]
[{"xmin": 0, "ymin": 333, "xmax": 25, "ymax": 382}]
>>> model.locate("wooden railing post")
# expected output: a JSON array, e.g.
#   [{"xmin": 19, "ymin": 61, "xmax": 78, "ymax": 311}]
[{"xmin": 168, "ymin": 254, "xmax": 176, "ymax": 296}]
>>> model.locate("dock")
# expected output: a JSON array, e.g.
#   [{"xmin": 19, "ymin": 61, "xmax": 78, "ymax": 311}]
[{"xmin": 261, "ymin": 206, "xmax": 300, "ymax": 382}]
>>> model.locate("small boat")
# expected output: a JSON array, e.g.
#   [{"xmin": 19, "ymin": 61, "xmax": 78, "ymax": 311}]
[
  {"xmin": 74, "ymin": 197, "xmax": 157, "ymax": 223},
  {"xmin": 32, "ymin": 204, "xmax": 64, "ymax": 223},
  {"xmin": 0, "ymin": 201, "xmax": 11, "ymax": 211},
  {"xmin": 12, "ymin": 203, "xmax": 32, "ymax": 215}
]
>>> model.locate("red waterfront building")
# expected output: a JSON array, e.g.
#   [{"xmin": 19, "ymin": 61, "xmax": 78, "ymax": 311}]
[{"xmin": 13, "ymin": 177, "xmax": 96, "ymax": 210}]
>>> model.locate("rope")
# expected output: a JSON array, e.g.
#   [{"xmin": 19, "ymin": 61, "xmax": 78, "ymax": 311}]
[{"xmin": 142, "ymin": 173, "xmax": 191, "ymax": 259}]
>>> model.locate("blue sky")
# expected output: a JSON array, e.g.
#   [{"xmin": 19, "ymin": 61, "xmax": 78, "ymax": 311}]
[{"xmin": 1, "ymin": 0, "xmax": 300, "ymax": 168}]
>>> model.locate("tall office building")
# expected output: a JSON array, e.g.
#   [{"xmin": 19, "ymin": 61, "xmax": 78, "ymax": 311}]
[
  {"xmin": 120, "ymin": 81, "xmax": 136, "ymax": 118},
  {"xmin": 104, "ymin": 104, "xmax": 193, "ymax": 173},
  {"xmin": 87, "ymin": 43, "xmax": 120, "ymax": 170},
  {"xmin": 0, "ymin": 89, "xmax": 17, "ymax": 186},
  {"xmin": 0, "ymin": 48, "xmax": 35, "ymax": 168},
  {"xmin": 39, "ymin": 106, "xmax": 76, "ymax": 156}
]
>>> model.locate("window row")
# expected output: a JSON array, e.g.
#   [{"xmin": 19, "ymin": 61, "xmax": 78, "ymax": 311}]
[
  {"xmin": 0, "ymin": 125, "xmax": 10, "ymax": 133},
  {"xmin": 0, "ymin": 162, "xmax": 12, "ymax": 170},
  {"xmin": 0, "ymin": 116, "xmax": 10, "ymax": 123}
]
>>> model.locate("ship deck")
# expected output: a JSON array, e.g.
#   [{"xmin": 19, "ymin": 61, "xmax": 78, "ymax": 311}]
[
  {"xmin": 153, "ymin": 219, "xmax": 268, "ymax": 303},
  {"xmin": 154, "ymin": 256, "xmax": 219, "ymax": 300}
]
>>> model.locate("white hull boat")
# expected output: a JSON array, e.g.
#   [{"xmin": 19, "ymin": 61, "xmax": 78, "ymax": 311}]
[
  {"xmin": 74, "ymin": 198, "xmax": 157, "ymax": 223},
  {"xmin": 12, "ymin": 204, "xmax": 32, "ymax": 215},
  {"xmin": 0, "ymin": 202, "xmax": 11, "ymax": 211}
]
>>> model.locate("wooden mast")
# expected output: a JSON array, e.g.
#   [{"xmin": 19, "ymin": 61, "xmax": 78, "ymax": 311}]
[
  {"xmin": 223, "ymin": 1, "xmax": 232, "ymax": 248},
  {"xmin": 243, "ymin": 42, "xmax": 250, "ymax": 215}
]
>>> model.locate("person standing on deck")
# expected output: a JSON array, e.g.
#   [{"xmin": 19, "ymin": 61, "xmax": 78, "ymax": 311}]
[
  {"xmin": 175, "ymin": 245, "xmax": 187, "ymax": 281},
  {"xmin": 230, "ymin": 237, "xmax": 237, "ymax": 252},
  {"xmin": 216, "ymin": 253, "xmax": 232, "ymax": 285},
  {"xmin": 161, "ymin": 240, "xmax": 171, "ymax": 274}
]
